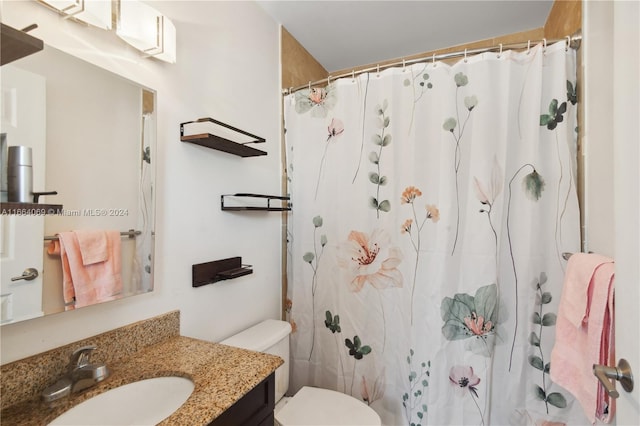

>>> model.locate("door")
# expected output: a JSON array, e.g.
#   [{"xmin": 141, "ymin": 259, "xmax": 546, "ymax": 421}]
[
  {"xmin": 612, "ymin": 1, "xmax": 640, "ymax": 424},
  {"xmin": 584, "ymin": 1, "xmax": 639, "ymax": 423},
  {"xmin": 0, "ymin": 63, "xmax": 47, "ymax": 323},
  {"xmin": 0, "ymin": 214, "xmax": 45, "ymax": 323}
]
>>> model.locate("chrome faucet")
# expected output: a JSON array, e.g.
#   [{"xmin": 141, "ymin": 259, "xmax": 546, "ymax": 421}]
[
  {"xmin": 41, "ymin": 345, "xmax": 110, "ymax": 403},
  {"xmin": 68, "ymin": 345, "xmax": 110, "ymax": 392}
]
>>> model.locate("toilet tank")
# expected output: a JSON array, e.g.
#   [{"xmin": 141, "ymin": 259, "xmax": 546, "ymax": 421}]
[{"xmin": 221, "ymin": 319, "xmax": 292, "ymax": 402}]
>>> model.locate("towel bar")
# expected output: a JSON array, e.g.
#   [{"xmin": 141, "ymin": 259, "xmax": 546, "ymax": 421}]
[
  {"xmin": 44, "ymin": 229, "xmax": 141, "ymax": 241},
  {"xmin": 561, "ymin": 251, "xmax": 595, "ymax": 260}
]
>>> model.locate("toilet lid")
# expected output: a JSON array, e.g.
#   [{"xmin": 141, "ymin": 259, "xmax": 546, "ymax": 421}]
[{"xmin": 275, "ymin": 386, "xmax": 381, "ymax": 426}]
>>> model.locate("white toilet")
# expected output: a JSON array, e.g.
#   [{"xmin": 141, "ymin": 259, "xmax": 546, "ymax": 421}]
[{"xmin": 221, "ymin": 319, "xmax": 382, "ymax": 426}]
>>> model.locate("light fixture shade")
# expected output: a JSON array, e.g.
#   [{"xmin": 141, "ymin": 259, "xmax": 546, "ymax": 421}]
[
  {"xmin": 39, "ymin": 0, "xmax": 113, "ymax": 30},
  {"xmin": 116, "ymin": 0, "xmax": 176, "ymax": 63},
  {"xmin": 155, "ymin": 16, "xmax": 176, "ymax": 64}
]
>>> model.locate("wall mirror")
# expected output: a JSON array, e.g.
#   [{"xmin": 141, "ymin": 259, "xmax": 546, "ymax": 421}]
[{"xmin": 0, "ymin": 43, "xmax": 156, "ymax": 325}]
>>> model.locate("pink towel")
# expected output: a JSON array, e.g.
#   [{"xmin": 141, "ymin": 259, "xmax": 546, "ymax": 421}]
[
  {"xmin": 596, "ymin": 276, "xmax": 616, "ymax": 422},
  {"xmin": 47, "ymin": 230, "xmax": 123, "ymax": 309},
  {"xmin": 47, "ymin": 239, "xmax": 75, "ymax": 309},
  {"xmin": 550, "ymin": 253, "xmax": 615, "ymax": 424},
  {"xmin": 74, "ymin": 230, "xmax": 109, "ymax": 265}
]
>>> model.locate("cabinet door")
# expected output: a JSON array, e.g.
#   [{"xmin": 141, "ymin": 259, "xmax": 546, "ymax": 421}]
[{"xmin": 209, "ymin": 373, "xmax": 275, "ymax": 426}]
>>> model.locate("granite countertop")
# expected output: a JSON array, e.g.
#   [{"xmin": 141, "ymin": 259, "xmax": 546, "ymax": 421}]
[{"xmin": 1, "ymin": 336, "xmax": 283, "ymax": 425}]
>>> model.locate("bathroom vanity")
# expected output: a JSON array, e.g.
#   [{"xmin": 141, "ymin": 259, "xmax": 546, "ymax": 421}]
[
  {"xmin": 0, "ymin": 311, "xmax": 282, "ymax": 425},
  {"xmin": 209, "ymin": 372, "xmax": 276, "ymax": 426}
]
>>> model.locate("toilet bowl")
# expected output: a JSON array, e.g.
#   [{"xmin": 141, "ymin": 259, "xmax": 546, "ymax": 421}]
[{"xmin": 221, "ymin": 319, "xmax": 381, "ymax": 426}]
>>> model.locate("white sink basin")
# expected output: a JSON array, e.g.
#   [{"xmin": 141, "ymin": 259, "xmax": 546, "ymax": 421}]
[{"xmin": 49, "ymin": 376, "xmax": 194, "ymax": 425}]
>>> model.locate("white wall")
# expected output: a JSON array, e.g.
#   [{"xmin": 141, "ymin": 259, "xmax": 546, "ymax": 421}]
[{"xmin": 0, "ymin": 0, "xmax": 283, "ymax": 364}]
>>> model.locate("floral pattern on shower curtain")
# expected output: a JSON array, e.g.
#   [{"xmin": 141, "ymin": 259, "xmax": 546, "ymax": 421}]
[{"xmin": 285, "ymin": 41, "xmax": 585, "ymax": 425}]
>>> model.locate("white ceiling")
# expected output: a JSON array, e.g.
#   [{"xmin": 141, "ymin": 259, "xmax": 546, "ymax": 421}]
[{"xmin": 257, "ymin": 1, "xmax": 555, "ymax": 72}]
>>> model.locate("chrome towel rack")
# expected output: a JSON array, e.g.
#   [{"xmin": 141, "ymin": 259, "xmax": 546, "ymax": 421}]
[{"xmin": 44, "ymin": 229, "xmax": 141, "ymax": 241}]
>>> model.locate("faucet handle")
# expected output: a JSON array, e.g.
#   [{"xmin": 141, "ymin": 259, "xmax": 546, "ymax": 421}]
[{"xmin": 68, "ymin": 345, "xmax": 97, "ymax": 369}]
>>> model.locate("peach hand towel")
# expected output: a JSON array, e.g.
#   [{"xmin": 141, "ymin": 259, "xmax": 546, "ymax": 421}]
[
  {"xmin": 550, "ymin": 253, "xmax": 615, "ymax": 424},
  {"xmin": 47, "ymin": 238, "xmax": 76, "ymax": 310},
  {"xmin": 50, "ymin": 231, "xmax": 123, "ymax": 309},
  {"xmin": 558, "ymin": 253, "xmax": 613, "ymax": 327},
  {"xmin": 595, "ymin": 269, "xmax": 616, "ymax": 422},
  {"xmin": 74, "ymin": 229, "xmax": 108, "ymax": 265}
]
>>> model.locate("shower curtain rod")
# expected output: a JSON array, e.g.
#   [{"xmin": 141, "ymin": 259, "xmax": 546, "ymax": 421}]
[{"xmin": 283, "ymin": 32, "xmax": 582, "ymax": 95}]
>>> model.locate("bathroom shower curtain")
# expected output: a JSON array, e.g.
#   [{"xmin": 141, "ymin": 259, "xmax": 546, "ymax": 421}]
[{"xmin": 285, "ymin": 41, "xmax": 587, "ymax": 425}]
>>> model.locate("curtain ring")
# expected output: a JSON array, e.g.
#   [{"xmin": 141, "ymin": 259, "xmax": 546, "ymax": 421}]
[
  {"xmin": 498, "ymin": 43, "xmax": 503, "ymax": 58},
  {"xmin": 402, "ymin": 59, "xmax": 406, "ymax": 71},
  {"xmin": 543, "ymin": 38, "xmax": 547, "ymax": 53},
  {"xmin": 327, "ymin": 76, "xmax": 331, "ymax": 86},
  {"xmin": 351, "ymin": 70, "xmax": 355, "ymax": 82},
  {"xmin": 432, "ymin": 53, "xmax": 436, "ymax": 67},
  {"xmin": 566, "ymin": 35, "xmax": 571, "ymax": 51},
  {"xmin": 464, "ymin": 48, "xmax": 468, "ymax": 63},
  {"xmin": 527, "ymin": 40, "xmax": 531, "ymax": 55},
  {"xmin": 308, "ymin": 81, "xmax": 311, "ymax": 90},
  {"xmin": 376, "ymin": 64, "xmax": 380, "ymax": 77}
]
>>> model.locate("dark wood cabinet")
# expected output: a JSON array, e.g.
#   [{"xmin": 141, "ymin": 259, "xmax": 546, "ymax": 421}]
[{"xmin": 209, "ymin": 373, "xmax": 275, "ymax": 426}]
